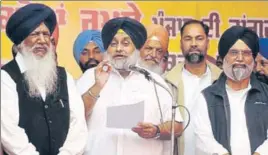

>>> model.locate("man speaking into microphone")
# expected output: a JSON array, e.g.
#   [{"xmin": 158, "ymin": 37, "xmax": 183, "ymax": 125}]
[{"xmin": 76, "ymin": 17, "xmax": 183, "ymax": 155}]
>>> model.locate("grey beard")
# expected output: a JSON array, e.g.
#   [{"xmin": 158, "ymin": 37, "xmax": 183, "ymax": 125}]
[
  {"xmin": 138, "ymin": 59, "xmax": 164, "ymax": 75},
  {"xmin": 105, "ymin": 50, "xmax": 139, "ymax": 71},
  {"xmin": 232, "ymin": 67, "xmax": 245, "ymax": 81},
  {"xmin": 185, "ymin": 53, "xmax": 205, "ymax": 64},
  {"xmin": 222, "ymin": 58, "xmax": 254, "ymax": 82}
]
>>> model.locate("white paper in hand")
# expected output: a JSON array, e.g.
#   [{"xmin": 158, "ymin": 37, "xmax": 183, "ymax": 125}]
[{"xmin": 106, "ymin": 101, "xmax": 144, "ymax": 129}]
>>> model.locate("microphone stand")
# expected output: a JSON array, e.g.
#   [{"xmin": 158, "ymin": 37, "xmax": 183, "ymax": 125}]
[{"xmin": 144, "ymin": 73, "xmax": 177, "ymax": 155}]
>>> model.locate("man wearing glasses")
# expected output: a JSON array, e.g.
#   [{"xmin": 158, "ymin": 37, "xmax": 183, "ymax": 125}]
[{"xmin": 194, "ymin": 26, "xmax": 268, "ymax": 155}]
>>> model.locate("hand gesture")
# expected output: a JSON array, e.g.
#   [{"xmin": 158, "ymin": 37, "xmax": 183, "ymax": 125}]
[
  {"xmin": 94, "ymin": 60, "xmax": 112, "ymax": 89},
  {"xmin": 132, "ymin": 122, "xmax": 158, "ymax": 139}
]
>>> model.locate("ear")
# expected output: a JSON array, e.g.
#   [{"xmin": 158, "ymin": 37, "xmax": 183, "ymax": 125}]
[
  {"xmin": 206, "ymin": 38, "xmax": 210, "ymax": 50},
  {"xmin": 180, "ymin": 39, "xmax": 183, "ymax": 53}
]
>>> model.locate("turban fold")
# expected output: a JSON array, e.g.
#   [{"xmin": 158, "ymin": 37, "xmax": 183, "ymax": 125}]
[
  {"xmin": 73, "ymin": 30, "xmax": 105, "ymax": 64},
  {"xmin": 218, "ymin": 26, "xmax": 259, "ymax": 59},
  {"xmin": 101, "ymin": 17, "xmax": 147, "ymax": 50},
  {"xmin": 146, "ymin": 24, "xmax": 169, "ymax": 53},
  {"xmin": 6, "ymin": 3, "xmax": 57, "ymax": 45},
  {"xmin": 259, "ymin": 38, "xmax": 268, "ymax": 59}
]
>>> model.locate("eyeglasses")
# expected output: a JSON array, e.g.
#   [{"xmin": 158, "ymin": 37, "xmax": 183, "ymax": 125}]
[{"xmin": 228, "ymin": 49, "xmax": 253, "ymax": 58}]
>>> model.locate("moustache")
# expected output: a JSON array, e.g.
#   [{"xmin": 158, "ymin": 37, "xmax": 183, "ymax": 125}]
[
  {"xmin": 79, "ymin": 58, "xmax": 100, "ymax": 72},
  {"xmin": 113, "ymin": 54, "xmax": 127, "ymax": 58},
  {"xmin": 33, "ymin": 45, "xmax": 49, "ymax": 51},
  {"xmin": 144, "ymin": 55, "xmax": 160, "ymax": 64},
  {"xmin": 185, "ymin": 52, "xmax": 204, "ymax": 64},
  {"xmin": 232, "ymin": 64, "xmax": 246, "ymax": 69},
  {"xmin": 187, "ymin": 48, "xmax": 203, "ymax": 53}
]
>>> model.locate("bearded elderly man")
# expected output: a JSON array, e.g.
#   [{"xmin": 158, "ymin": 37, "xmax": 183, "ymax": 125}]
[
  {"xmin": 1, "ymin": 3, "xmax": 87, "ymax": 155},
  {"xmin": 76, "ymin": 17, "xmax": 183, "ymax": 155},
  {"xmin": 139, "ymin": 24, "xmax": 170, "ymax": 75},
  {"xmin": 194, "ymin": 26, "xmax": 268, "ymax": 155}
]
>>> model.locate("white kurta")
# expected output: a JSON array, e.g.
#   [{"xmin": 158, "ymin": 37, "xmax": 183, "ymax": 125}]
[
  {"xmin": 181, "ymin": 66, "xmax": 212, "ymax": 155},
  {"xmin": 1, "ymin": 52, "xmax": 88, "ymax": 155},
  {"xmin": 76, "ymin": 68, "xmax": 183, "ymax": 155},
  {"xmin": 194, "ymin": 83, "xmax": 268, "ymax": 155}
]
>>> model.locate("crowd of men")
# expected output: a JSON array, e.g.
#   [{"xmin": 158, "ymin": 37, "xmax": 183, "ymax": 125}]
[{"xmin": 1, "ymin": 3, "xmax": 268, "ymax": 155}]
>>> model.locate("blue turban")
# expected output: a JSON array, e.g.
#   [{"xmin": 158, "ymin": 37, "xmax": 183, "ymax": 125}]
[
  {"xmin": 6, "ymin": 3, "xmax": 56, "ymax": 45},
  {"xmin": 259, "ymin": 38, "xmax": 268, "ymax": 59},
  {"xmin": 73, "ymin": 30, "xmax": 105, "ymax": 64}
]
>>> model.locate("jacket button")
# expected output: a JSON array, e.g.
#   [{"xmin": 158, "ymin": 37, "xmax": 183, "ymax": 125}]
[
  {"xmin": 49, "ymin": 120, "xmax": 52, "ymax": 124},
  {"xmin": 44, "ymin": 105, "xmax": 48, "ymax": 109}
]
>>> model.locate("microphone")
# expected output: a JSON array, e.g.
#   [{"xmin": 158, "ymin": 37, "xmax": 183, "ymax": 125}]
[
  {"xmin": 128, "ymin": 65, "xmax": 151, "ymax": 80},
  {"xmin": 128, "ymin": 65, "xmax": 170, "ymax": 93}
]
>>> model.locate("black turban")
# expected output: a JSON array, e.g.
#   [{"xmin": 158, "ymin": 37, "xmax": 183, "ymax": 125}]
[
  {"xmin": 101, "ymin": 17, "xmax": 147, "ymax": 50},
  {"xmin": 6, "ymin": 3, "xmax": 57, "ymax": 45},
  {"xmin": 218, "ymin": 26, "xmax": 259, "ymax": 59}
]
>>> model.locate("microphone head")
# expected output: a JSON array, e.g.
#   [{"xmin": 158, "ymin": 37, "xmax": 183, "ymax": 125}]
[{"xmin": 128, "ymin": 64, "xmax": 136, "ymax": 71}]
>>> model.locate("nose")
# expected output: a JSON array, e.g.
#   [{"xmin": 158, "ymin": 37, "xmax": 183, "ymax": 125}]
[
  {"xmin": 236, "ymin": 51, "xmax": 244, "ymax": 62},
  {"xmin": 149, "ymin": 48, "xmax": 157, "ymax": 57},
  {"xmin": 190, "ymin": 39, "xmax": 197, "ymax": 48},
  {"xmin": 116, "ymin": 43, "xmax": 123, "ymax": 52},
  {"xmin": 38, "ymin": 33, "xmax": 46, "ymax": 44},
  {"xmin": 88, "ymin": 51, "xmax": 94, "ymax": 59}
]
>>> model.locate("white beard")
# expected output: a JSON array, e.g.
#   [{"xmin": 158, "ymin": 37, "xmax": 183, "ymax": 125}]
[
  {"xmin": 222, "ymin": 58, "xmax": 254, "ymax": 82},
  {"xmin": 18, "ymin": 43, "xmax": 57, "ymax": 98},
  {"xmin": 138, "ymin": 59, "xmax": 164, "ymax": 75},
  {"xmin": 105, "ymin": 49, "xmax": 139, "ymax": 71}
]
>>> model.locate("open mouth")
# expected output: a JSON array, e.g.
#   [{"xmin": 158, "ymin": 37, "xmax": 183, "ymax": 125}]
[
  {"xmin": 113, "ymin": 55, "xmax": 126, "ymax": 59},
  {"xmin": 233, "ymin": 64, "xmax": 246, "ymax": 68}
]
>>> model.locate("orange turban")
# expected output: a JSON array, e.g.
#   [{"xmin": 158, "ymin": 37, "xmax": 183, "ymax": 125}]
[
  {"xmin": 52, "ymin": 23, "xmax": 59, "ymax": 47},
  {"xmin": 146, "ymin": 24, "xmax": 169, "ymax": 53}
]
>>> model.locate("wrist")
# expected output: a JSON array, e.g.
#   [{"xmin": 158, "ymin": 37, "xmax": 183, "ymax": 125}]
[
  {"xmin": 93, "ymin": 82, "xmax": 102, "ymax": 90},
  {"xmin": 88, "ymin": 84, "xmax": 101, "ymax": 99},
  {"xmin": 154, "ymin": 125, "xmax": 161, "ymax": 139}
]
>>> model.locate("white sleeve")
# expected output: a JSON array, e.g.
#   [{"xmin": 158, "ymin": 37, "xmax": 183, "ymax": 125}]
[
  {"xmin": 255, "ymin": 139, "xmax": 268, "ymax": 155},
  {"xmin": 58, "ymin": 72, "xmax": 88, "ymax": 155},
  {"xmin": 194, "ymin": 93, "xmax": 229, "ymax": 155},
  {"xmin": 1, "ymin": 70, "xmax": 39, "ymax": 155},
  {"xmin": 75, "ymin": 68, "xmax": 96, "ymax": 95}
]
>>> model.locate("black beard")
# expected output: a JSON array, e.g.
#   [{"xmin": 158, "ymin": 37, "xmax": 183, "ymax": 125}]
[
  {"xmin": 79, "ymin": 58, "xmax": 100, "ymax": 73},
  {"xmin": 185, "ymin": 53, "xmax": 205, "ymax": 64},
  {"xmin": 255, "ymin": 72, "xmax": 268, "ymax": 84}
]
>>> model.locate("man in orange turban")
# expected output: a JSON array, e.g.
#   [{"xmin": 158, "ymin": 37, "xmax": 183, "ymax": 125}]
[{"xmin": 139, "ymin": 24, "xmax": 169, "ymax": 75}]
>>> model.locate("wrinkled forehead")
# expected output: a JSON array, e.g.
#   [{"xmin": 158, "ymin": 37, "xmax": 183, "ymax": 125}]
[
  {"xmin": 145, "ymin": 39, "xmax": 162, "ymax": 48},
  {"xmin": 31, "ymin": 22, "xmax": 50, "ymax": 34}
]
